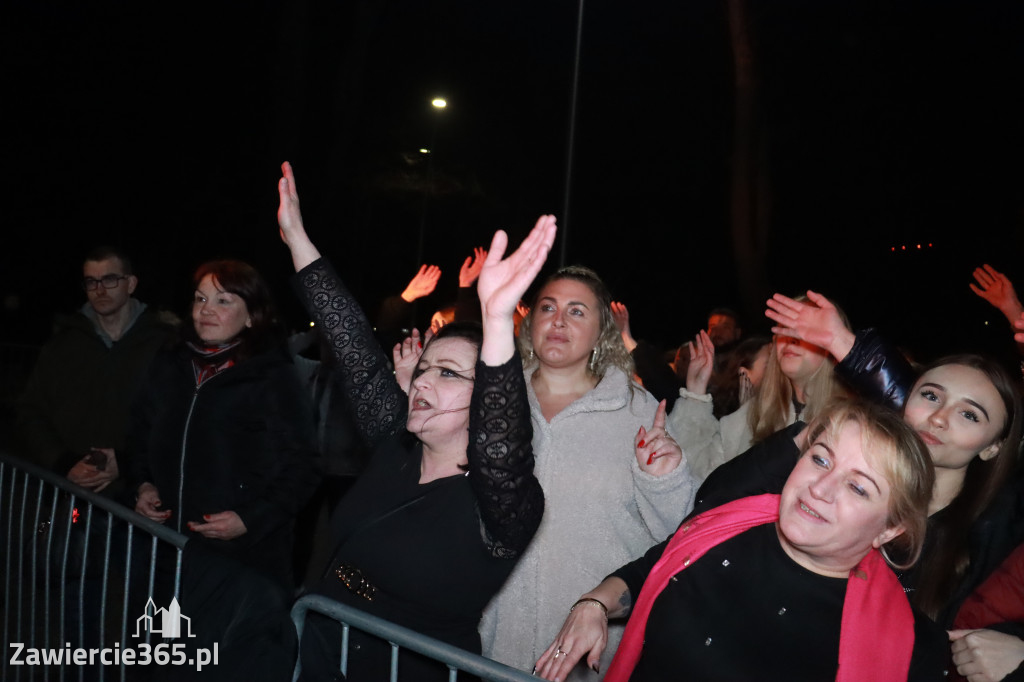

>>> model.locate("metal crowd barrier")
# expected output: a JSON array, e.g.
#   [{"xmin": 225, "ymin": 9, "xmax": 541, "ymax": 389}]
[
  {"xmin": 291, "ymin": 594, "xmax": 538, "ymax": 682},
  {"xmin": 2, "ymin": 452, "xmax": 540, "ymax": 682},
  {"xmin": 0, "ymin": 452, "xmax": 188, "ymax": 682}
]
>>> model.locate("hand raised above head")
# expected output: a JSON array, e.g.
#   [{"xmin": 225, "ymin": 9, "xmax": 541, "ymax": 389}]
[
  {"xmin": 459, "ymin": 246, "xmax": 488, "ymax": 287},
  {"xmin": 765, "ymin": 290, "xmax": 854, "ymax": 361},
  {"xmin": 401, "ymin": 265, "xmax": 442, "ymax": 302},
  {"xmin": 610, "ymin": 301, "xmax": 637, "ymax": 352},
  {"xmin": 610, "ymin": 301, "xmax": 629, "ymax": 332},
  {"xmin": 477, "ymin": 215, "xmax": 557, "ymax": 324},
  {"xmin": 277, "ymin": 161, "xmax": 304, "ymax": 244},
  {"xmin": 685, "ymin": 330, "xmax": 714, "ymax": 395},
  {"xmin": 276, "ymin": 162, "xmax": 322, "ymax": 270},
  {"xmin": 393, "ymin": 327, "xmax": 432, "ymax": 394},
  {"xmin": 476, "ymin": 216, "xmax": 557, "ymax": 366}
]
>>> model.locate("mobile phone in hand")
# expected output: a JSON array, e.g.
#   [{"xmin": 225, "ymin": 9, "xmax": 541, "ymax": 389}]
[{"xmin": 83, "ymin": 449, "xmax": 107, "ymax": 471}]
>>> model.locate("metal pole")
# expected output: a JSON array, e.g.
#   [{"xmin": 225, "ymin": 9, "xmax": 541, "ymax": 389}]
[{"xmin": 560, "ymin": 0, "xmax": 585, "ymax": 267}]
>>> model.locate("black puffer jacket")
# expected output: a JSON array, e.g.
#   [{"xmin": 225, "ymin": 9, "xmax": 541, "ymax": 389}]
[{"xmin": 129, "ymin": 345, "xmax": 319, "ymax": 587}]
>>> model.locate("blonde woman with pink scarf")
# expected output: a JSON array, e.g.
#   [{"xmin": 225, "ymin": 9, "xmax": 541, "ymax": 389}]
[{"xmin": 536, "ymin": 399, "xmax": 948, "ymax": 682}]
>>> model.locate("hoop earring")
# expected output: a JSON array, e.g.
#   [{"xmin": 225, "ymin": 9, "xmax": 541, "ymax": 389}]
[
  {"xmin": 739, "ymin": 370, "xmax": 754, "ymax": 404},
  {"xmin": 589, "ymin": 348, "xmax": 598, "ymax": 371}
]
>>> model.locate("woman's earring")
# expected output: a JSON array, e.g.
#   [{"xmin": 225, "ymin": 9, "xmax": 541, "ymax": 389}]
[
  {"xmin": 739, "ymin": 370, "xmax": 753, "ymax": 405},
  {"xmin": 589, "ymin": 348, "xmax": 598, "ymax": 371},
  {"xmin": 528, "ymin": 349, "xmax": 535, "ymax": 360}
]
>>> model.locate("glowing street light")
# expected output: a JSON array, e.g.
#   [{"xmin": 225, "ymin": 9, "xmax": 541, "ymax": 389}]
[{"xmin": 431, "ymin": 97, "xmax": 447, "ymax": 109}]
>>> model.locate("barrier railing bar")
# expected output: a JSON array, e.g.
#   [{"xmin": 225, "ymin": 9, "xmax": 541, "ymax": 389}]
[
  {"xmin": 145, "ymin": 536, "xmax": 157, "ymax": 647},
  {"xmin": 0, "ymin": 455, "xmax": 187, "ymax": 546},
  {"xmin": 120, "ymin": 524, "xmax": 134, "ymax": 682},
  {"xmin": 340, "ymin": 623, "xmax": 350, "ymax": 675},
  {"xmin": 44, "ymin": 485, "xmax": 58, "ymax": 682},
  {"xmin": 30, "ymin": 478, "xmax": 44, "ymax": 678},
  {"xmin": 59, "ymin": 495, "xmax": 72, "ymax": 682},
  {"xmin": 0, "ymin": 453, "xmax": 189, "ymax": 682},
  {"xmin": 17, "ymin": 471, "xmax": 29, "ymax": 682},
  {"xmin": 291, "ymin": 595, "xmax": 537, "ymax": 682},
  {"xmin": 1, "ymin": 460, "xmax": 9, "ymax": 675},
  {"xmin": 99, "ymin": 510, "xmax": 113, "ymax": 682},
  {"xmin": 78, "ymin": 501, "xmax": 93, "ymax": 682}
]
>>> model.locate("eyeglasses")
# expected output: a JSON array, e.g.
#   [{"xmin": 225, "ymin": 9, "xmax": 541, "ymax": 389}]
[{"xmin": 82, "ymin": 274, "xmax": 129, "ymax": 291}]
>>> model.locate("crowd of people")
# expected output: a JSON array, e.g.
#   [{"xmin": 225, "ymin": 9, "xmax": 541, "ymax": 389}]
[{"xmin": 11, "ymin": 160, "xmax": 1024, "ymax": 681}]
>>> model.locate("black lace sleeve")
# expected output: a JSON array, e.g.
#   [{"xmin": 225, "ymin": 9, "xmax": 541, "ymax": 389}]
[
  {"xmin": 469, "ymin": 351, "xmax": 544, "ymax": 560},
  {"xmin": 292, "ymin": 258, "xmax": 405, "ymax": 448}
]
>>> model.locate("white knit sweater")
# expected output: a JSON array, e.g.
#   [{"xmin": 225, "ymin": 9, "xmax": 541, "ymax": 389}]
[{"xmin": 479, "ymin": 366, "xmax": 698, "ymax": 680}]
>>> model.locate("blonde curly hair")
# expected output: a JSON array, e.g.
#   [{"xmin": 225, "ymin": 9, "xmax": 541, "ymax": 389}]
[{"xmin": 517, "ymin": 265, "xmax": 634, "ymax": 382}]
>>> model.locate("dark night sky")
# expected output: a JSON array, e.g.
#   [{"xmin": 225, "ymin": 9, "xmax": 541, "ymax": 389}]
[{"xmin": 3, "ymin": 0, "xmax": 1023, "ymax": 367}]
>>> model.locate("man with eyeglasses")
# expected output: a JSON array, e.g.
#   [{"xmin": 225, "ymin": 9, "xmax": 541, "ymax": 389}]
[{"xmin": 17, "ymin": 245, "xmax": 176, "ymax": 497}]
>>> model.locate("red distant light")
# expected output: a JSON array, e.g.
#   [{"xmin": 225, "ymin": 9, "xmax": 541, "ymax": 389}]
[
  {"xmin": 929, "ymin": 243, "xmax": 933, "ymax": 247},
  {"xmin": 917, "ymin": 244, "xmax": 921, "ymax": 249},
  {"xmin": 891, "ymin": 247, "xmax": 895, "ymax": 252},
  {"xmin": 72, "ymin": 507, "xmax": 80, "ymax": 524},
  {"xmin": 901, "ymin": 245, "xmax": 906, "ymax": 251}
]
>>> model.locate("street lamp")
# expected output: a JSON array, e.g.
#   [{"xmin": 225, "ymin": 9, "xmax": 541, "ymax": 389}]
[{"xmin": 417, "ymin": 97, "xmax": 447, "ymax": 265}]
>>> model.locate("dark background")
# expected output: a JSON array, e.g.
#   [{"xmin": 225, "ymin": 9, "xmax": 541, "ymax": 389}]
[{"xmin": 3, "ymin": 0, "xmax": 1023, "ymax": 366}]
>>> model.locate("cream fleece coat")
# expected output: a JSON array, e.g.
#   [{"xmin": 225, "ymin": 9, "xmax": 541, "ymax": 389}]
[
  {"xmin": 666, "ymin": 389, "xmax": 797, "ymax": 480},
  {"xmin": 479, "ymin": 366, "xmax": 698, "ymax": 680}
]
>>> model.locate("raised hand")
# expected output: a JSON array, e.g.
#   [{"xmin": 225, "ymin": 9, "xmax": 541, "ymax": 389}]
[
  {"xmin": 392, "ymin": 327, "xmax": 433, "ymax": 393},
  {"xmin": 459, "ymin": 247, "xmax": 488, "ymax": 287},
  {"xmin": 635, "ymin": 400, "xmax": 683, "ymax": 476},
  {"xmin": 970, "ymin": 264, "xmax": 1024, "ymax": 323},
  {"xmin": 401, "ymin": 265, "xmax": 442, "ymax": 302},
  {"xmin": 476, "ymin": 215, "xmax": 557, "ymax": 366},
  {"xmin": 685, "ymin": 330, "xmax": 715, "ymax": 395},
  {"xmin": 610, "ymin": 301, "xmax": 637, "ymax": 352},
  {"xmin": 276, "ymin": 162, "xmax": 321, "ymax": 270},
  {"xmin": 765, "ymin": 290, "xmax": 854, "ymax": 361},
  {"xmin": 478, "ymin": 216, "xmax": 556, "ymax": 324}
]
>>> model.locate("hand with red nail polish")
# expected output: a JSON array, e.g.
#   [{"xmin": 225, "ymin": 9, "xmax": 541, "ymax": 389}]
[
  {"xmin": 189, "ymin": 511, "xmax": 247, "ymax": 541},
  {"xmin": 634, "ymin": 399, "xmax": 683, "ymax": 476},
  {"xmin": 392, "ymin": 327, "xmax": 434, "ymax": 395},
  {"xmin": 134, "ymin": 482, "xmax": 172, "ymax": 523}
]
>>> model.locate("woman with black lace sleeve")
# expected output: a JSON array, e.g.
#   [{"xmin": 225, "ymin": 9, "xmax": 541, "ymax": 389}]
[{"xmin": 277, "ymin": 162, "xmax": 551, "ymax": 681}]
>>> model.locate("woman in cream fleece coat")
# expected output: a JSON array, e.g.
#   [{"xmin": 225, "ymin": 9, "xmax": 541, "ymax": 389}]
[{"xmin": 479, "ymin": 266, "xmax": 698, "ymax": 680}]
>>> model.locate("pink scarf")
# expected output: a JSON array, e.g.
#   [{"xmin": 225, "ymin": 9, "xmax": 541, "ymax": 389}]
[{"xmin": 604, "ymin": 494, "xmax": 914, "ymax": 682}]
